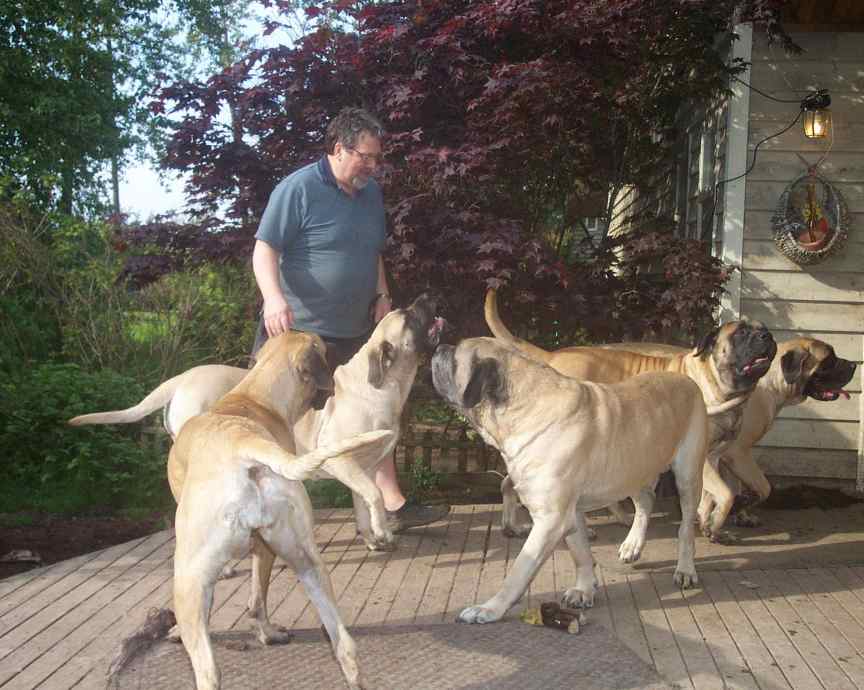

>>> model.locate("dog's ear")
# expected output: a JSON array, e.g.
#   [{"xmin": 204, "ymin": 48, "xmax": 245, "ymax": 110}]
[
  {"xmin": 299, "ymin": 348, "xmax": 334, "ymax": 392},
  {"xmin": 781, "ymin": 349, "xmax": 810, "ymax": 385},
  {"xmin": 463, "ymin": 357, "xmax": 506, "ymax": 409},
  {"xmin": 368, "ymin": 340, "xmax": 395, "ymax": 389},
  {"xmin": 693, "ymin": 327, "xmax": 720, "ymax": 358}
]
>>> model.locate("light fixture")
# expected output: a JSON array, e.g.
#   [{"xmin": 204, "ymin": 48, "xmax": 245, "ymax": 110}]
[{"xmin": 802, "ymin": 90, "xmax": 831, "ymax": 139}]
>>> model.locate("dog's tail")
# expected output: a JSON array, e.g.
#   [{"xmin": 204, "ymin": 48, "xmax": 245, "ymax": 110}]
[
  {"xmin": 485, "ymin": 289, "xmax": 551, "ymax": 362},
  {"xmin": 67, "ymin": 374, "xmax": 191, "ymax": 427},
  {"xmin": 706, "ymin": 394, "xmax": 749, "ymax": 416},
  {"xmin": 261, "ymin": 430, "xmax": 396, "ymax": 482}
]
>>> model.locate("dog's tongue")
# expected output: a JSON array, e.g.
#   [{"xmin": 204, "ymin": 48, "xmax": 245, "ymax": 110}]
[
  {"xmin": 833, "ymin": 389, "xmax": 851, "ymax": 400},
  {"xmin": 428, "ymin": 316, "xmax": 446, "ymax": 338},
  {"xmin": 743, "ymin": 356, "xmax": 768, "ymax": 374}
]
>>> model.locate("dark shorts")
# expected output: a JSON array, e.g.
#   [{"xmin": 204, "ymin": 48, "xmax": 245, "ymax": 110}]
[{"xmin": 250, "ymin": 318, "xmax": 370, "ymax": 373}]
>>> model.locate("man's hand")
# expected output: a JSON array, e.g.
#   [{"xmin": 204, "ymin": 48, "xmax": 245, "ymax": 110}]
[{"xmin": 263, "ymin": 296, "xmax": 294, "ymax": 337}]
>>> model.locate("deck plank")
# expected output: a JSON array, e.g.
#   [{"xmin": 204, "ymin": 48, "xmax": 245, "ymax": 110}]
[
  {"xmin": 0, "ymin": 536, "xmax": 174, "ymax": 689},
  {"xmin": 629, "ymin": 571, "xmax": 695, "ymax": 690},
  {"xmin": 444, "ymin": 506, "xmax": 493, "ymax": 621},
  {"xmin": 413, "ymin": 504, "xmax": 473, "ymax": 624},
  {"xmin": 721, "ymin": 570, "xmax": 825, "ymax": 690},
  {"xmin": 2, "ymin": 506, "xmax": 863, "ymax": 690},
  {"xmin": 699, "ymin": 570, "xmax": 792, "ymax": 690}
]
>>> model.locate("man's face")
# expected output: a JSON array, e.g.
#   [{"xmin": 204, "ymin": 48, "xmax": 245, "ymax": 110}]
[{"xmin": 333, "ymin": 131, "xmax": 382, "ymax": 191}]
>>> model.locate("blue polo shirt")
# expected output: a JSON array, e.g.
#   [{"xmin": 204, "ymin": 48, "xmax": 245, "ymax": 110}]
[{"xmin": 255, "ymin": 157, "xmax": 387, "ymax": 338}]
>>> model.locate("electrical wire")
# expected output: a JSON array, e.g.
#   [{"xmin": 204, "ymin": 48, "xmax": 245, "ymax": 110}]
[
  {"xmin": 718, "ymin": 108, "xmax": 803, "ymax": 186},
  {"xmin": 730, "ymin": 74, "xmax": 802, "ymax": 104}
]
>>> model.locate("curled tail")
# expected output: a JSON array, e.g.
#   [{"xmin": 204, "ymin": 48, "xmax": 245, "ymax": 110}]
[
  {"xmin": 258, "ymin": 430, "xmax": 396, "ymax": 481},
  {"xmin": 68, "ymin": 374, "xmax": 188, "ymax": 427},
  {"xmin": 484, "ymin": 289, "xmax": 552, "ymax": 362}
]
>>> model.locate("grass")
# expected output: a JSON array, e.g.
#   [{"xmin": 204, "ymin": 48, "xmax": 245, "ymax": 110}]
[{"xmin": 305, "ymin": 479, "xmax": 354, "ymax": 508}]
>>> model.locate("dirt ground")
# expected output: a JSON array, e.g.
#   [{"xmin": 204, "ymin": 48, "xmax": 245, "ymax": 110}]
[
  {"xmin": 0, "ymin": 485, "xmax": 861, "ymax": 581},
  {"xmin": 0, "ymin": 513, "xmax": 167, "ymax": 579}
]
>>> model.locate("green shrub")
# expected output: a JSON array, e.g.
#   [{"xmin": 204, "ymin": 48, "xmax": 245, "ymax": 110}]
[{"xmin": 0, "ymin": 362, "xmax": 171, "ymax": 515}]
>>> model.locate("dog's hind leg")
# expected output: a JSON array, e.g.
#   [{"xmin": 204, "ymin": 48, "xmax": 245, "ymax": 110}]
[
  {"xmin": 173, "ymin": 516, "xmax": 239, "ymax": 690},
  {"xmin": 617, "ymin": 484, "xmax": 656, "ymax": 564},
  {"xmin": 562, "ymin": 512, "xmax": 598, "ymax": 608},
  {"xmin": 262, "ymin": 510, "xmax": 363, "ymax": 689},
  {"xmin": 247, "ymin": 534, "xmax": 292, "ymax": 645}
]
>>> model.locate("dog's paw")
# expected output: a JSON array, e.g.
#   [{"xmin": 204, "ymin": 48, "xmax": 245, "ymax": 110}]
[
  {"xmin": 218, "ymin": 564, "xmax": 238, "ymax": 580},
  {"xmin": 617, "ymin": 538, "xmax": 644, "ymax": 564},
  {"xmin": 367, "ymin": 535, "xmax": 397, "ymax": 552},
  {"xmin": 501, "ymin": 523, "xmax": 532, "ymax": 539},
  {"xmin": 166, "ymin": 624, "xmax": 182, "ymax": 643},
  {"xmin": 457, "ymin": 605, "xmax": 502, "ymax": 624},
  {"xmin": 706, "ymin": 528, "xmax": 739, "ymax": 545},
  {"xmin": 733, "ymin": 510, "xmax": 761, "ymax": 528},
  {"xmin": 561, "ymin": 587, "xmax": 595, "ymax": 609},
  {"xmin": 673, "ymin": 569, "xmax": 699, "ymax": 589},
  {"xmin": 254, "ymin": 622, "xmax": 294, "ymax": 646}
]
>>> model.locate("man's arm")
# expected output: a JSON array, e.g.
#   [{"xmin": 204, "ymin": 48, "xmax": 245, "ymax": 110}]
[
  {"xmin": 373, "ymin": 255, "xmax": 392, "ymax": 323},
  {"xmin": 252, "ymin": 239, "xmax": 294, "ymax": 336}
]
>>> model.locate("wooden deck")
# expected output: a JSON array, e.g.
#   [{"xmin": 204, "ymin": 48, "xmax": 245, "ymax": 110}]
[{"xmin": 2, "ymin": 502, "xmax": 864, "ymax": 690}]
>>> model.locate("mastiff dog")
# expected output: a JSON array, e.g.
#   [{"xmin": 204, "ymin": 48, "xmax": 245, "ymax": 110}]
[
  {"xmin": 608, "ymin": 338, "xmax": 856, "ymax": 520},
  {"xmin": 70, "ymin": 292, "xmax": 448, "ymax": 552},
  {"xmin": 485, "ymin": 289, "xmax": 777, "ymax": 546},
  {"xmin": 168, "ymin": 330, "xmax": 394, "ymax": 690},
  {"xmin": 431, "ymin": 337, "xmax": 747, "ymax": 624}
]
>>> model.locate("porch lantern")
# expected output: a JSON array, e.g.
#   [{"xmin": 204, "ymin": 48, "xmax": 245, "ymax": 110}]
[{"xmin": 801, "ymin": 90, "xmax": 832, "ymax": 139}]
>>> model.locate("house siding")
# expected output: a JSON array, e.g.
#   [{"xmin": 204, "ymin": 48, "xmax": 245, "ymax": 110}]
[{"xmin": 740, "ymin": 29, "xmax": 864, "ymax": 483}]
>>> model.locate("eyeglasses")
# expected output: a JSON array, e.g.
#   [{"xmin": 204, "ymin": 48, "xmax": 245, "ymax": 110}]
[{"xmin": 345, "ymin": 147, "xmax": 382, "ymax": 165}]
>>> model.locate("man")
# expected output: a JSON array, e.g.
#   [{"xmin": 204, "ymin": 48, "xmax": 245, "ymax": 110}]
[{"xmin": 251, "ymin": 106, "xmax": 447, "ymax": 532}]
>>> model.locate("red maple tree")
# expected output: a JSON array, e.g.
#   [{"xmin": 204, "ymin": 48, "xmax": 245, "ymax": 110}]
[{"xmin": 127, "ymin": 0, "xmax": 793, "ymax": 343}]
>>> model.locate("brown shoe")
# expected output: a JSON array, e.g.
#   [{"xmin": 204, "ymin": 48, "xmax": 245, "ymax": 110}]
[{"xmin": 386, "ymin": 503, "xmax": 450, "ymax": 533}]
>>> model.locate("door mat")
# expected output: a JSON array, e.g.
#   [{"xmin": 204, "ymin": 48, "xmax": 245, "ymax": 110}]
[{"xmin": 112, "ymin": 620, "xmax": 670, "ymax": 690}]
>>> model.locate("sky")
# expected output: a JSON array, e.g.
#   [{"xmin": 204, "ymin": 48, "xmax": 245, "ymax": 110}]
[
  {"xmin": 117, "ymin": 10, "xmax": 299, "ymax": 221},
  {"xmin": 119, "ymin": 165, "xmax": 187, "ymax": 221}
]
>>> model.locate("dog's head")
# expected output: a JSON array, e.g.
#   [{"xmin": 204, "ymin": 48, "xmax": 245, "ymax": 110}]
[
  {"xmin": 431, "ymin": 338, "xmax": 509, "ymax": 423},
  {"xmin": 254, "ymin": 331, "xmax": 333, "ymax": 416},
  {"xmin": 365, "ymin": 291, "xmax": 448, "ymax": 389},
  {"xmin": 694, "ymin": 319, "xmax": 777, "ymax": 393},
  {"xmin": 776, "ymin": 338, "xmax": 856, "ymax": 405}
]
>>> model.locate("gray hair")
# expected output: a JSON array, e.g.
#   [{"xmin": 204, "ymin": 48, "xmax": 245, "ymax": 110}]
[{"xmin": 324, "ymin": 107, "xmax": 384, "ymax": 153}]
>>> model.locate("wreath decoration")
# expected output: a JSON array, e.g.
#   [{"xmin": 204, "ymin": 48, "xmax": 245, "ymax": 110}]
[{"xmin": 770, "ymin": 171, "xmax": 849, "ymax": 265}]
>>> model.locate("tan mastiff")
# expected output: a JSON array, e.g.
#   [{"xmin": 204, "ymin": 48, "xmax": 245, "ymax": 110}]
[
  {"xmin": 485, "ymin": 289, "xmax": 777, "ymax": 546},
  {"xmin": 431, "ymin": 337, "xmax": 745, "ymax": 623},
  {"xmin": 69, "ymin": 293, "xmax": 448, "ymax": 551},
  {"xmin": 168, "ymin": 331, "xmax": 394, "ymax": 690},
  {"xmin": 602, "ymin": 337, "xmax": 856, "ymax": 524}
]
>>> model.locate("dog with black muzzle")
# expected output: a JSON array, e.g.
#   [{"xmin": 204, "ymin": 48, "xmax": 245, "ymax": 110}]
[
  {"xmin": 431, "ymin": 337, "xmax": 748, "ymax": 625},
  {"xmin": 706, "ymin": 337, "xmax": 856, "ymax": 520},
  {"xmin": 485, "ymin": 289, "xmax": 777, "ymax": 545},
  {"xmin": 167, "ymin": 331, "xmax": 395, "ymax": 690}
]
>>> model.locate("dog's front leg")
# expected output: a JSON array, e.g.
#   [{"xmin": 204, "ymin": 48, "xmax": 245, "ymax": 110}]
[
  {"xmin": 618, "ymin": 484, "xmax": 656, "ymax": 564},
  {"xmin": 458, "ymin": 515, "xmax": 566, "ymax": 624},
  {"xmin": 500, "ymin": 475, "xmax": 532, "ymax": 538},
  {"xmin": 247, "ymin": 534, "xmax": 293, "ymax": 645},
  {"xmin": 325, "ymin": 461, "xmax": 394, "ymax": 551},
  {"xmin": 562, "ymin": 512, "xmax": 598, "ymax": 608},
  {"xmin": 698, "ymin": 456, "xmax": 737, "ymax": 544}
]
